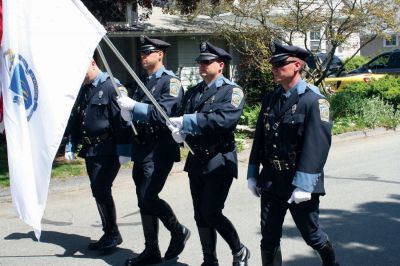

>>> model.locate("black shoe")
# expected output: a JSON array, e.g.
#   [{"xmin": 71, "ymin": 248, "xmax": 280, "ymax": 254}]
[
  {"xmin": 233, "ymin": 245, "xmax": 250, "ymax": 266},
  {"xmin": 201, "ymin": 262, "xmax": 219, "ymax": 266},
  {"xmin": 88, "ymin": 231, "xmax": 122, "ymax": 251},
  {"xmin": 164, "ymin": 225, "xmax": 191, "ymax": 260},
  {"xmin": 318, "ymin": 241, "xmax": 340, "ymax": 266},
  {"xmin": 125, "ymin": 246, "xmax": 162, "ymax": 266}
]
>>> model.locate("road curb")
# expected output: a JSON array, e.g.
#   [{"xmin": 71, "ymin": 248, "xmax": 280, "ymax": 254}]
[{"xmin": 332, "ymin": 126, "xmax": 399, "ymax": 143}]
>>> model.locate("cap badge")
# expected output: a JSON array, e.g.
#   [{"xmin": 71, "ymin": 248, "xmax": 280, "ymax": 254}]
[
  {"xmin": 200, "ymin": 42, "xmax": 207, "ymax": 52},
  {"xmin": 270, "ymin": 42, "xmax": 276, "ymax": 53}
]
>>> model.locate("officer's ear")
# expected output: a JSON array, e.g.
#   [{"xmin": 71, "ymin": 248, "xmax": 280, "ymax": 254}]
[
  {"xmin": 158, "ymin": 50, "xmax": 164, "ymax": 61},
  {"xmin": 217, "ymin": 60, "xmax": 225, "ymax": 69},
  {"xmin": 293, "ymin": 60, "xmax": 303, "ymax": 71}
]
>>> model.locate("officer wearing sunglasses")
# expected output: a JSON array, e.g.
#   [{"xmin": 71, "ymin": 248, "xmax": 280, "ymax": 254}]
[
  {"xmin": 247, "ymin": 41, "xmax": 339, "ymax": 266},
  {"xmin": 117, "ymin": 35, "xmax": 189, "ymax": 266},
  {"xmin": 168, "ymin": 41, "xmax": 250, "ymax": 266}
]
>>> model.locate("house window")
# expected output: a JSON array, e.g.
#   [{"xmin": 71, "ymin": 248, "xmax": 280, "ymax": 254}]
[
  {"xmin": 384, "ymin": 34, "xmax": 397, "ymax": 47},
  {"xmin": 310, "ymin": 31, "xmax": 321, "ymax": 52}
]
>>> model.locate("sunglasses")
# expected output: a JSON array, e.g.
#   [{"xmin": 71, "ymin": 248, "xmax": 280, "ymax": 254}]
[
  {"xmin": 271, "ymin": 60, "xmax": 297, "ymax": 68},
  {"xmin": 196, "ymin": 59, "xmax": 218, "ymax": 65},
  {"xmin": 140, "ymin": 50, "xmax": 160, "ymax": 55}
]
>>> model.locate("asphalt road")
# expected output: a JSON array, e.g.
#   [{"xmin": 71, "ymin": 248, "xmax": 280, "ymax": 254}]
[{"xmin": 0, "ymin": 129, "xmax": 399, "ymax": 266}]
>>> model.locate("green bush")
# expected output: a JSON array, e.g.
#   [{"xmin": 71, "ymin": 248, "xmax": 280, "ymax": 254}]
[
  {"xmin": 343, "ymin": 75, "xmax": 400, "ymax": 108},
  {"xmin": 240, "ymin": 104, "xmax": 261, "ymax": 127},
  {"xmin": 361, "ymin": 96, "xmax": 400, "ymax": 129},
  {"xmin": 330, "ymin": 90, "xmax": 365, "ymax": 119},
  {"xmin": 343, "ymin": 55, "xmax": 370, "ymax": 72},
  {"xmin": 331, "ymin": 89, "xmax": 400, "ymax": 133}
]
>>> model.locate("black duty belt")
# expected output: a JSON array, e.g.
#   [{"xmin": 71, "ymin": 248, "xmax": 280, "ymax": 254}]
[
  {"xmin": 192, "ymin": 141, "xmax": 235, "ymax": 157},
  {"xmin": 136, "ymin": 125, "xmax": 168, "ymax": 135},
  {"xmin": 83, "ymin": 133, "xmax": 110, "ymax": 145},
  {"xmin": 269, "ymin": 159, "xmax": 295, "ymax": 171}
]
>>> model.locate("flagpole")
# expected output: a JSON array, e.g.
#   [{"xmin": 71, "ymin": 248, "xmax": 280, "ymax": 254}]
[
  {"xmin": 102, "ymin": 35, "xmax": 194, "ymax": 155},
  {"xmin": 96, "ymin": 45, "xmax": 138, "ymax": 135}
]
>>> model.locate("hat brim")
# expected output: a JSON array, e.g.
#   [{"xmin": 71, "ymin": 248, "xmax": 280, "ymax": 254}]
[
  {"xmin": 269, "ymin": 54, "xmax": 291, "ymax": 64},
  {"xmin": 139, "ymin": 45, "xmax": 158, "ymax": 53},
  {"xmin": 196, "ymin": 53, "xmax": 219, "ymax": 62}
]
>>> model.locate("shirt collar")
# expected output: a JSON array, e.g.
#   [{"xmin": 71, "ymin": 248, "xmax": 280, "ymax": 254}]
[
  {"xmin": 206, "ymin": 74, "xmax": 234, "ymax": 90},
  {"xmin": 152, "ymin": 66, "xmax": 166, "ymax": 79},
  {"xmin": 92, "ymin": 71, "xmax": 108, "ymax": 87},
  {"xmin": 282, "ymin": 79, "xmax": 308, "ymax": 98}
]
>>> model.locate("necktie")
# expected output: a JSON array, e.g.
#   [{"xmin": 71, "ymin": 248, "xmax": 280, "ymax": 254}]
[
  {"xmin": 279, "ymin": 94, "xmax": 287, "ymax": 111},
  {"xmin": 196, "ymin": 84, "xmax": 207, "ymax": 105}
]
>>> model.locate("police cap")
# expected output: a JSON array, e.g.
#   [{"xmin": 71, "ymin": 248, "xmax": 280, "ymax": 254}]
[
  {"xmin": 196, "ymin": 41, "xmax": 232, "ymax": 62},
  {"xmin": 139, "ymin": 35, "xmax": 171, "ymax": 53},
  {"xmin": 269, "ymin": 41, "xmax": 310, "ymax": 64}
]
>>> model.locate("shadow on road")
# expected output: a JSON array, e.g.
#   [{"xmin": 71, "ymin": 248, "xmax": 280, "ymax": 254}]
[
  {"xmin": 281, "ymin": 193, "xmax": 400, "ymax": 266},
  {"xmin": 4, "ymin": 231, "xmax": 189, "ymax": 266}
]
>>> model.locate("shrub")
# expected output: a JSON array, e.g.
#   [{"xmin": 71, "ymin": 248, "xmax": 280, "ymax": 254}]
[
  {"xmin": 343, "ymin": 55, "xmax": 370, "ymax": 72},
  {"xmin": 343, "ymin": 75, "xmax": 400, "ymax": 108},
  {"xmin": 240, "ymin": 104, "xmax": 261, "ymax": 127},
  {"xmin": 331, "ymin": 90, "xmax": 400, "ymax": 133},
  {"xmin": 361, "ymin": 96, "xmax": 400, "ymax": 129},
  {"xmin": 329, "ymin": 90, "xmax": 365, "ymax": 119}
]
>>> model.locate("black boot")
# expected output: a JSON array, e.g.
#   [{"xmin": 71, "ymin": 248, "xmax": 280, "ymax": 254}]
[
  {"xmin": 126, "ymin": 215, "xmax": 162, "ymax": 266},
  {"xmin": 164, "ymin": 216, "xmax": 191, "ymax": 260},
  {"xmin": 232, "ymin": 244, "xmax": 250, "ymax": 266},
  {"xmin": 88, "ymin": 199, "xmax": 122, "ymax": 252},
  {"xmin": 261, "ymin": 246, "xmax": 282, "ymax": 266},
  {"xmin": 198, "ymin": 227, "xmax": 219, "ymax": 266},
  {"xmin": 317, "ymin": 241, "xmax": 340, "ymax": 266}
]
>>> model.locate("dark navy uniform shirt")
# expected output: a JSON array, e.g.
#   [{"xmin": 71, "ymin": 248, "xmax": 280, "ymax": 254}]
[
  {"xmin": 181, "ymin": 75, "xmax": 244, "ymax": 177},
  {"xmin": 65, "ymin": 72, "xmax": 130, "ymax": 157},
  {"xmin": 247, "ymin": 79, "xmax": 332, "ymax": 194},
  {"xmin": 128, "ymin": 66, "xmax": 184, "ymax": 163}
]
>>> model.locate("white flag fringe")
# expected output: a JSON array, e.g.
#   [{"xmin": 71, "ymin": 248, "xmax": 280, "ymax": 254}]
[{"xmin": 0, "ymin": 0, "xmax": 106, "ymax": 240}]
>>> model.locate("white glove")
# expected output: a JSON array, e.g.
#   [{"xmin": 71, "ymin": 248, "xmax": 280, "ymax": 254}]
[
  {"xmin": 288, "ymin": 187, "xmax": 312, "ymax": 204},
  {"xmin": 167, "ymin": 122, "xmax": 185, "ymax": 143},
  {"xmin": 119, "ymin": 156, "xmax": 131, "ymax": 165},
  {"xmin": 120, "ymin": 109, "xmax": 133, "ymax": 122},
  {"xmin": 170, "ymin": 116, "xmax": 183, "ymax": 130},
  {"xmin": 64, "ymin": 151, "xmax": 75, "ymax": 161},
  {"xmin": 117, "ymin": 95, "xmax": 136, "ymax": 111},
  {"xmin": 171, "ymin": 127, "xmax": 185, "ymax": 144},
  {"xmin": 247, "ymin": 177, "xmax": 261, "ymax": 197}
]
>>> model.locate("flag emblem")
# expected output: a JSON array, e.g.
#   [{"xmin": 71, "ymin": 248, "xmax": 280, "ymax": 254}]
[{"xmin": 5, "ymin": 50, "xmax": 38, "ymax": 121}]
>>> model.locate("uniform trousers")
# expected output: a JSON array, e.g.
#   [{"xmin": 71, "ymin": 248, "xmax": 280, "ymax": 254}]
[
  {"xmin": 132, "ymin": 159, "xmax": 177, "ymax": 226},
  {"xmin": 85, "ymin": 156, "xmax": 120, "ymax": 203},
  {"xmin": 261, "ymin": 191, "xmax": 328, "ymax": 251},
  {"xmin": 189, "ymin": 172, "xmax": 241, "ymax": 253}
]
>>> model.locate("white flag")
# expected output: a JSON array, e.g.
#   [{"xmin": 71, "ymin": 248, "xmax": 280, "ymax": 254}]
[{"xmin": 0, "ymin": 0, "xmax": 106, "ymax": 239}]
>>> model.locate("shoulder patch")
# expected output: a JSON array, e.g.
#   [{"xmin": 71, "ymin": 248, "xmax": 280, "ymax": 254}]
[
  {"xmin": 231, "ymin": 87, "xmax": 244, "ymax": 108},
  {"xmin": 117, "ymin": 86, "xmax": 128, "ymax": 96},
  {"xmin": 318, "ymin": 98, "xmax": 330, "ymax": 122},
  {"xmin": 169, "ymin": 78, "xmax": 181, "ymax": 98}
]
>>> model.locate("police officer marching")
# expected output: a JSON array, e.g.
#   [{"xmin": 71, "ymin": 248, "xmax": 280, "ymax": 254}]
[
  {"xmin": 117, "ymin": 36, "xmax": 190, "ymax": 266},
  {"xmin": 247, "ymin": 41, "xmax": 340, "ymax": 266},
  {"xmin": 168, "ymin": 42, "xmax": 250, "ymax": 266},
  {"xmin": 64, "ymin": 58, "xmax": 131, "ymax": 253}
]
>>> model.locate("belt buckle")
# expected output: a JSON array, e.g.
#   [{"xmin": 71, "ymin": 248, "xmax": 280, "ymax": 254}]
[
  {"xmin": 84, "ymin": 137, "xmax": 91, "ymax": 144},
  {"xmin": 272, "ymin": 160, "xmax": 282, "ymax": 171}
]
